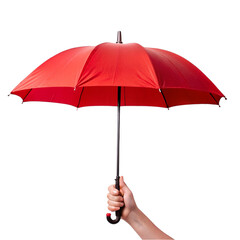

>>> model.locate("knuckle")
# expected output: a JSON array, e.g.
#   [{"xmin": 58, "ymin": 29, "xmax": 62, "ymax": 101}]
[
  {"xmin": 116, "ymin": 201, "xmax": 122, "ymax": 207},
  {"xmin": 113, "ymin": 190, "xmax": 119, "ymax": 196},
  {"xmin": 118, "ymin": 196, "xmax": 123, "ymax": 201},
  {"xmin": 111, "ymin": 189, "xmax": 117, "ymax": 195}
]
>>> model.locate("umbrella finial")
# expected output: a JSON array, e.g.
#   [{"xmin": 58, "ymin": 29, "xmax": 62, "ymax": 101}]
[{"xmin": 116, "ymin": 31, "xmax": 123, "ymax": 44}]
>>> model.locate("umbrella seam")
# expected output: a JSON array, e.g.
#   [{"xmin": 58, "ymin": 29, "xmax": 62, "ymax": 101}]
[
  {"xmin": 163, "ymin": 53, "xmax": 190, "ymax": 88},
  {"xmin": 112, "ymin": 44, "xmax": 121, "ymax": 87},
  {"xmin": 136, "ymin": 44, "xmax": 160, "ymax": 89},
  {"xmin": 75, "ymin": 43, "xmax": 107, "ymax": 89}
]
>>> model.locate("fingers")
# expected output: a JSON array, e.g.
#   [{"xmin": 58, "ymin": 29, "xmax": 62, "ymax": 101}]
[
  {"xmin": 108, "ymin": 184, "xmax": 121, "ymax": 196},
  {"xmin": 107, "ymin": 193, "xmax": 124, "ymax": 202},
  {"xmin": 107, "ymin": 200, "xmax": 124, "ymax": 208},
  {"xmin": 108, "ymin": 205, "xmax": 120, "ymax": 212},
  {"xmin": 107, "ymin": 184, "xmax": 125, "ymax": 212},
  {"xmin": 107, "ymin": 201, "xmax": 124, "ymax": 212}
]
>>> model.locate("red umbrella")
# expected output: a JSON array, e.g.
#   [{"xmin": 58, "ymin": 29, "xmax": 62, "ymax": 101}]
[{"xmin": 10, "ymin": 31, "xmax": 226, "ymax": 224}]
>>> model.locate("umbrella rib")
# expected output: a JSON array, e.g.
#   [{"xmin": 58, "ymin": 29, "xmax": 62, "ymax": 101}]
[
  {"xmin": 22, "ymin": 89, "xmax": 32, "ymax": 103},
  {"xmin": 159, "ymin": 89, "xmax": 169, "ymax": 109},
  {"xmin": 124, "ymin": 87, "xmax": 126, "ymax": 106},
  {"xmin": 77, "ymin": 87, "xmax": 84, "ymax": 108},
  {"xmin": 209, "ymin": 93, "xmax": 220, "ymax": 106}
]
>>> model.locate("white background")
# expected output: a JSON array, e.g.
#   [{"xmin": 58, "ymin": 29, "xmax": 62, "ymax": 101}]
[{"xmin": 0, "ymin": 1, "xmax": 239, "ymax": 239}]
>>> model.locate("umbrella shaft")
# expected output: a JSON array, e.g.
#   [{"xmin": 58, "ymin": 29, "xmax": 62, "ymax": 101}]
[{"xmin": 116, "ymin": 87, "xmax": 121, "ymax": 183}]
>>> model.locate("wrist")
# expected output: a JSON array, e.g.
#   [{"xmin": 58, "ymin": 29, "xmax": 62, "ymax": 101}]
[{"xmin": 124, "ymin": 206, "xmax": 142, "ymax": 225}]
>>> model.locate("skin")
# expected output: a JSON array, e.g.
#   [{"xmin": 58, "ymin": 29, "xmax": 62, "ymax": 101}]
[{"xmin": 107, "ymin": 176, "xmax": 173, "ymax": 240}]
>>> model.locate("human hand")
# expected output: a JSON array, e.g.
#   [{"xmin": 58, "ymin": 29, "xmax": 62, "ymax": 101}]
[
  {"xmin": 107, "ymin": 176, "xmax": 173, "ymax": 239},
  {"xmin": 107, "ymin": 176, "xmax": 138, "ymax": 222}
]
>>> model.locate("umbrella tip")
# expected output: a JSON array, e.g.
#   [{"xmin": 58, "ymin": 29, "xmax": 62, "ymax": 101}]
[{"xmin": 116, "ymin": 31, "xmax": 123, "ymax": 44}]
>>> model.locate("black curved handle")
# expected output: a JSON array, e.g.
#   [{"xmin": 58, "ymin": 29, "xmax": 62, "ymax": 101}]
[
  {"xmin": 106, "ymin": 176, "xmax": 122, "ymax": 224},
  {"xmin": 106, "ymin": 209, "xmax": 121, "ymax": 224}
]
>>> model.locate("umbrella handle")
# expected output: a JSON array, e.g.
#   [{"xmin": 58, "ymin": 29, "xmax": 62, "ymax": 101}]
[
  {"xmin": 106, "ymin": 176, "xmax": 122, "ymax": 224},
  {"xmin": 106, "ymin": 209, "xmax": 121, "ymax": 224}
]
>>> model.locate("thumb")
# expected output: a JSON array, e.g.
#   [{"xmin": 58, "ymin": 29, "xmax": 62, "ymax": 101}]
[{"xmin": 119, "ymin": 176, "xmax": 130, "ymax": 193}]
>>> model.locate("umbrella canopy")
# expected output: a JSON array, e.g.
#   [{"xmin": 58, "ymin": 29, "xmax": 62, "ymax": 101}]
[
  {"xmin": 10, "ymin": 32, "xmax": 226, "ymax": 224},
  {"xmin": 11, "ymin": 35, "xmax": 225, "ymax": 108}
]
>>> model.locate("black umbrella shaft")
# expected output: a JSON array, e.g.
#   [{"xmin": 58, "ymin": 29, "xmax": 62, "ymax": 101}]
[
  {"xmin": 116, "ymin": 86, "xmax": 121, "ymax": 181},
  {"xmin": 116, "ymin": 32, "xmax": 122, "ymax": 189},
  {"xmin": 106, "ymin": 33, "xmax": 123, "ymax": 225}
]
